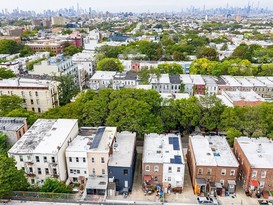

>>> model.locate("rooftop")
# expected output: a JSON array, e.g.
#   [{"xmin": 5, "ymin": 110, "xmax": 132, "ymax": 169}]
[
  {"xmin": 143, "ymin": 133, "xmax": 184, "ymax": 165},
  {"xmin": 169, "ymin": 74, "xmax": 181, "ymax": 84},
  {"xmin": 190, "ymin": 75, "xmax": 205, "ymax": 85},
  {"xmin": 108, "ymin": 131, "xmax": 136, "ymax": 167},
  {"xmin": 256, "ymin": 77, "xmax": 273, "ymax": 87},
  {"xmin": 234, "ymin": 76, "xmax": 254, "ymax": 87},
  {"xmin": 223, "ymin": 90, "xmax": 265, "ymax": 102},
  {"xmin": 0, "ymin": 78, "xmax": 57, "ymax": 88},
  {"xmin": 91, "ymin": 71, "xmax": 117, "ymax": 80},
  {"xmin": 180, "ymin": 74, "xmax": 193, "ymax": 84},
  {"xmin": 236, "ymin": 137, "xmax": 273, "ymax": 169},
  {"xmin": 8, "ymin": 119, "xmax": 78, "ymax": 155},
  {"xmin": 0, "ymin": 117, "xmax": 26, "ymax": 132},
  {"xmin": 189, "ymin": 135, "xmax": 239, "ymax": 167},
  {"xmin": 89, "ymin": 127, "xmax": 116, "ymax": 152},
  {"xmin": 202, "ymin": 76, "xmax": 218, "ymax": 85},
  {"xmin": 221, "ymin": 75, "xmax": 241, "ymax": 87}
]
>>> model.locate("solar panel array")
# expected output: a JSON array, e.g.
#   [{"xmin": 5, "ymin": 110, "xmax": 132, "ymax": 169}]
[
  {"xmin": 90, "ymin": 127, "xmax": 105, "ymax": 149},
  {"xmin": 170, "ymin": 155, "xmax": 182, "ymax": 164},
  {"xmin": 168, "ymin": 137, "xmax": 180, "ymax": 150}
]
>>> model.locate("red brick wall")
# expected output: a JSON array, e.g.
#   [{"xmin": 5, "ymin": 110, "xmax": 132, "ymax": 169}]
[{"xmin": 142, "ymin": 163, "xmax": 163, "ymax": 186}]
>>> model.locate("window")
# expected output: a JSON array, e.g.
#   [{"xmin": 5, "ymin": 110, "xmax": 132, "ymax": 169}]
[
  {"xmin": 52, "ymin": 157, "xmax": 55, "ymax": 163},
  {"xmin": 260, "ymin": 181, "xmax": 265, "ymax": 188},
  {"xmin": 155, "ymin": 176, "xmax": 158, "ymax": 181},
  {"xmin": 53, "ymin": 168, "xmax": 57, "ymax": 175},
  {"xmin": 84, "ymin": 171, "xmax": 87, "ymax": 174},
  {"xmin": 38, "ymin": 108, "xmax": 41, "ymax": 113},
  {"xmin": 92, "ymin": 168, "xmax": 95, "ymax": 175},
  {"xmin": 35, "ymin": 156, "xmax": 40, "ymax": 162},
  {"xmin": 31, "ymin": 179, "xmax": 35, "ymax": 184},
  {"xmin": 69, "ymin": 157, "xmax": 72, "ymax": 162},
  {"xmin": 102, "ymin": 169, "xmax": 105, "ymax": 175},
  {"xmin": 45, "ymin": 168, "xmax": 49, "ymax": 175},
  {"xmin": 145, "ymin": 165, "xmax": 150, "ymax": 172},
  {"xmin": 35, "ymin": 91, "xmax": 38, "ymax": 96},
  {"xmin": 91, "ymin": 158, "xmax": 94, "ymax": 163},
  {"xmin": 101, "ymin": 157, "xmax": 105, "ymax": 163},
  {"xmin": 70, "ymin": 169, "xmax": 73, "ymax": 174},
  {"xmin": 220, "ymin": 180, "xmax": 224, "ymax": 186},
  {"xmin": 207, "ymin": 169, "xmax": 211, "ymax": 175},
  {"xmin": 43, "ymin": 156, "xmax": 47, "ymax": 163},
  {"xmin": 31, "ymin": 99, "xmax": 34, "ymax": 104},
  {"xmin": 77, "ymin": 170, "xmax": 80, "ymax": 174},
  {"xmin": 123, "ymin": 169, "xmax": 128, "ymax": 175},
  {"xmin": 168, "ymin": 177, "xmax": 171, "ymax": 181},
  {"xmin": 29, "ymin": 167, "xmax": 33, "ymax": 173},
  {"xmin": 76, "ymin": 157, "xmax": 79, "ymax": 162},
  {"xmin": 230, "ymin": 170, "xmax": 235, "ymax": 176},
  {"xmin": 177, "ymin": 167, "xmax": 181, "ymax": 173},
  {"xmin": 221, "ymin": 169, "xmax": 226, "ymax": 176},
  {"xmin": 37, "ymin": 168, "xmax": 41, "ymax": 174},
  {"xmin": 261, "ymin": 170, "xmax": 266, "ymax": 178},
  {"xmin": 252, "ymin": 170, "xmax": 257, "ymax": 178},
  {"xmin": 168, "ymin": 167, "xmax": 172, "ymax": 173},
  {"xmin": 198, "ymin": 168, "xmax": 203, "ymax": 175},
  {"xmin": 154, "ymin": 166, "xmax": 159, "ymax": 172},
  {"xmin": 83, "ymin": 158, "xmax": 86, "ymax": 163},
  {"xmin": 19, "ymin": 156, "xmax": 23, "ymax": 162}
]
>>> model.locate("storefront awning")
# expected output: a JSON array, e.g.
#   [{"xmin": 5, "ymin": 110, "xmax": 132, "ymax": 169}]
[
  {"xmin": 250, "ymin": 179, "xmax": 259, "ymax": 187},
  {"xmin": 144, "ymin": 175, "xmax": 152, "ymax": 181}
]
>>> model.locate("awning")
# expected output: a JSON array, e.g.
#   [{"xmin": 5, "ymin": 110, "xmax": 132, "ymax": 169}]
[
  {"xmin": 144, "ymin": 175, "xmax": 152, "ymax": 181},
  {"xmin": 250, "ymin": 179, "xmax": 259, "ymax": 187}
]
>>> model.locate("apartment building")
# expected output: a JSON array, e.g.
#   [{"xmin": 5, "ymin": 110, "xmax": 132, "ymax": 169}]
[
  {"xmin": 0, "ymin": 78, "xmax": 59, "ymax": 113},
  {"xmin": 112, "ymin": 71, "xmax": 139, "ymax": 90},
  {"xmin": 187, "ymin": 135, "xmax": 239, "ymax": 196},
  {"xmin": 142, "ymin": 133, "xmax": 185, "ymax": 193},
  {"xmin": 86, "ymin": 127, "xmax": 117, "ymax": 195},
  {"xmin": 108, "ymin": 131, "xmax": 136, "ymax": 193},
  {"xmin": 8, "ymin": 119, "xmax": 78, "ymax": 185},
  {"xmin": 72, "ymin": 51, "xmax": 95, "ymax": 78},
  {"xmin": 234, "ymin": 137, "xmax": 273, "ymax": 194},
  {"xmin": 89, "ymin": 71, "xmax": 116, "ymax": 91},
  {"xmin": 26, "ymin": 40, "xmax": 67, "ymax": 54},
  {"xmin": 0, "ymin": 117, "xmax": 28, "ymax": 145}
]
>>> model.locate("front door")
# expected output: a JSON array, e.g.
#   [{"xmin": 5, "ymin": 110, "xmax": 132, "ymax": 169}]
[{"xmin": 125, "ymin": 180, "xmax": 128, "ymax": 188}]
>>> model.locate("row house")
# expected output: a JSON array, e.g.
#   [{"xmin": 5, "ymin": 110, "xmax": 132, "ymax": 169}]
[
  {"xmin": 0, "ymin": 117, "xmax": 28, "ymax": 145},
  {"xmin": 247, "ymin": 77, "xmax": 272, "ymax": 98},
  {"xmin": 150, "ymin": 74, "xmax": 182, "ymax": 94},
  {"xmin": 89, "ymin": 71, "xmax": 117, "ymax": 91},
  {"xmin": 256, "ymin": 77, "xmax": 273, "ymax": 98},
  {"xmin": 234, "ymin": 137, "xmax": 273, "ymax": 195},
  {"xmin": 191, "ymin": 75, "xmax": 205, "ymax": 95},
  {"xmin": 8, "ymin": 119, "xmax": 79, "ymax": 185},
  {"xmin": 202, "ymin": 76, "xmax": 218, "ymax": 95},
  {"xmin": 142, "ymin": 133, "xmax": 185, "ymax": 193},
  {"xmin": 221, "ymin": 90, "xmax": 265, "ymax": 107},
  {"xmin": 187, "ymin": 135, "xmax": 239, "ymax": 196},
  {"xmin": 180, "ymin": 74, "xmax": 194, "ymax": 96},
  {"xmin": 112, "ymin": 71, "xmax": 139, "ymax": 90},
  {"xmin": 0, "ymin": 78, "xmax": 59, "ymax": 113}
]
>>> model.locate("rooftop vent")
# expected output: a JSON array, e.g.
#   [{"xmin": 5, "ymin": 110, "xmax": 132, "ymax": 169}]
[{"xmin": 156, "ymin": 150, "xmax": 161, "ymax": 154}]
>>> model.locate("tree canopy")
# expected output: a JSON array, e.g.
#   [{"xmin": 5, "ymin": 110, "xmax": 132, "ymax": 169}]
[
  {"xmin": 0, "ymin": 67, "xmax": 16, "ymax": 79},
  {"xmin": 96, "ymin": 58, "xmax": 124, "ymax": 72},
  {"xmin": 40, "ymin": 178, "xmax": 72, "ymax": 193}
]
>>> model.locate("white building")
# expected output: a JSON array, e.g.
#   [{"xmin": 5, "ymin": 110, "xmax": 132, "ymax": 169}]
[
  {"xmin": 89, "ymin": 71, "xmax": 116, "ymax": 90},
  {"xmin": 8, "ymin": 119, "xmax": 78, "ymax": 185},
  {"xmin": 72, "ymin": 51, "xmax": 95, "ymax": 78},
  {"xmin": 112, "ymin": 71, "xmax": 139, "ymax": 90},
  {"xmin": 0, "ymin": 78, "xmax": 59, "ymax": 113}
]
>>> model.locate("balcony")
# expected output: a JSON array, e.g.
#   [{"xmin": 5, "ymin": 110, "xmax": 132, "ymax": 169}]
[{"xmin": 26, "ymin": 173, "xmax": 36, "ymax": 177}]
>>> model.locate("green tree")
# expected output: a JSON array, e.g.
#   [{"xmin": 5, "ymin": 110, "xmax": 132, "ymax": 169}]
[
  {"xmin": 0, "ymin": 95, "xmax": 23, "ymax": 115},
  {"xmin": 7, "ymin": 109, "xmax": 38, "ymax": 126},
  {"xmin": 196, "ymin": 46, "xmax": 218, "ymax": 61},
  {"xmin": 0, "ymin": 67, "xmax": 16, "ymax": 79},
  {"xmin": 61, "ymin": 29, "xmax": 73, "ymax": 35},
  {"xmin": 172, "ymin": 51, "xmax": 186, "ymax": 61},
  {"xmin": 157, "ymin": 63, "xmax": 184, "ymax": 74},
  {"xmin": 56, "ymin": 75, "xmax": 80, "ymax": 106},
  {"xmin": 40, "ymin": 178, "xmax": 72, "ymax": 193},
  {"xmin": 97, "ymin": 58, "xmax": 124, "ymax": 72},
  {"xmin": 0, "ymin": 39, "xmax": 21, "ymax": 54},
  {"xmin": 19, "ymin": 45, "xmax": 33, "ymax": 57},
  {"xmin": 258, "ymin": 64, "xmax": 273, "ymax": 76},
  {"xmin": 0, "ymin": 133, "xmax": 10, "ymax": 155},
  {"xmin": 64, "ymin": 45, "xmax": 82, "ymax": 56},
  {"xmin": 0, "ymin": 155, "xmax": 29, "ymax": 197},
  {"xmin": 226, "ymin": 128, "xmax": 242, "ymax": 146},
  {"xmin": 160, "ymin": 99, "xmax": 179, "ymax": 131},
  {"xmin": 189, "ymin": 58, "xmax": 218, "ymax": 75}
]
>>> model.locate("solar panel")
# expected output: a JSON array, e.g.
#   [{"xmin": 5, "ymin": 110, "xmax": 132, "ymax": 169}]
[
  {"xmin": 172, "ymin": 137, "xmax": 180, "ymax": 150},
  {"xmin": 174, "ymin": 155, "xmax": 182, "ymax": 164},
  {"xmin": 90, "ymin": 127, "xmax": 105, "ymax": 149},
  {"xmin": 168, "ymin": 137, "xmax": 173, "ymax": 144}
]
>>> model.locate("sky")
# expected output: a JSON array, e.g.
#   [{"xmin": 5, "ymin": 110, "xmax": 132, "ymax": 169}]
[{"xmin": 1, "ymin": 0, "xmax": 272, "ymax": 12}]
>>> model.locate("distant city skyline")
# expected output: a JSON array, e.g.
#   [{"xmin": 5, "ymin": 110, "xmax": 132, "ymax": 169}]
[{"xmin": 1, "ymin": 0, "xmax": 272, "ymax": 13}]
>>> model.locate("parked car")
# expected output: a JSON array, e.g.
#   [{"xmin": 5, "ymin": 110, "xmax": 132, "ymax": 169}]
[{"xmin": 197, "ymin": 196, "xmax": 218, "ymax": 204}]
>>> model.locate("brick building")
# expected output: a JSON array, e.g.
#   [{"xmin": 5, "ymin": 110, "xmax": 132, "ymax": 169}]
[
  {"xmin": 234, "ymin": 137, "xmax": 273, "ymax": 195},
  {"xmin": 187, "ymin": 135, "xmax": 239, "ymax": 196}
]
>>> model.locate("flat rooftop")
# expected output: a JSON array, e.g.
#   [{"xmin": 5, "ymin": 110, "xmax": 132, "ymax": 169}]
[
  {"xmin": 89, "ymin": 127, "xmax": 116, "ymax": 152},
  {"xmin": 236, "ymin": 137, "xmax": 273, "ymax": 168},
  {"xmin": 234, "ymin": 77, "xmax": 254, "ymax": 87},
  {"xmin": 190, "ymin": 75, "xmax": 205, "ymax": 85},
  {"xmin": 221, "ymin": 75, "xmax": 241, "ymax": 86},
  {"xmin": 90, "ymin": 71, "xmax": 116, "ymax": 80},
  {"xmin": 108, "ymin": 131, "xmax": 136, "ymax": 167},
  {"xmin": 202, "ymin": 76, "xmax": 217, "ymax": 85},
  {"xmin": 224, "ymin": 90, "xmax": 264, "ymax": 102},
  {"xmin": 180, "ymin": 74, "xmax": 193, "ymax": 84},
  {"xmin": 0, "ymin": 117, "xmax": 26, "ymax": 131},
  {"xmin": 8, "ymin": 119, "xmax": 78, "ymax": 155},
  {"xmin": 190, "ymin": 135, "xmax": 239, "ymax": 167},
  {"xmin": 0, "ymin": 78, "xmax": 56, "ymax": 88},
  {"xmin": 143, "ymin": 133, "xmax": 184, "ymax": 165},
  {"xmin": 257, "ymin": 77, "xmax": 273, "ymax": 87}
]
